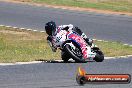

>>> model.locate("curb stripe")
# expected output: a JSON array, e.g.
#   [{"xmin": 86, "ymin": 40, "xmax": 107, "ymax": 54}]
[
  {"xmin": 0, "ymin": 61, "xmax": 42, "ymax": 66},
  {"xmin": 124, "ymin": 44, "xmax": 129, "ymax": 46},
  {"xmin": 40, "ymin": 31, "xmax": 45, "ymax": 33},
  {"xmin": 20, "ymin": 28, "xmax": 26, "ymax": 30},
  {"xmin": 27, "ymin": 29, "xmax": 32, "ymax": 31},
  {"xmin": 0, "ymin": 25, "xmax": 4, "ymax": 27},
  {"xmin": 33, "ymin": 30, "xmax": 38, "ymax": 32},
  {"xmin": 13, "ymin": 27, "xmax": 18, "ymax": 29},
  {"xmin": 6, "ymin": 26, "xmax": 12, "ymax": 28}
]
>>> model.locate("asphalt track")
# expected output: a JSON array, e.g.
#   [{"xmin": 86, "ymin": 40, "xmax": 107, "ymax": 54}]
[
  {"xmin": 0, "ymin": 1, "xmax": 132, "ymax": 88},
  {"xmin": 0, "ymin": 58, "xmax": 132, "ymax": 88}
]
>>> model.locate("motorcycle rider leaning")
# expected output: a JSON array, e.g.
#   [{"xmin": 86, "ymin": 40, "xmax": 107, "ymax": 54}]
[{"xmin": 45, "ymin": 21, "xmax": 93, "ymax": 52}]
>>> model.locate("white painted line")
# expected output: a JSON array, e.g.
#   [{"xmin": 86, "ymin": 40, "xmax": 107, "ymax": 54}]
[
  {"xmin": 105, "ymin": 54, "xmax": 132, "ymax": 59},
  {"xmin": 124, "ymin": 44, "xmax": 129, "ymax": 46},
  {"xmin": 104, "ymin": 57, "xmax": 115, "ymax": 59},
  {"xmin": 0, "ymin": 63, "xmax": 15, "ymax": 66},
  {"xmin": 40, "ymin": 31, "xmax": 45, "ymax": 33},
  {"xmin": 0, "ymin": 61, "xmax": 42, "ymax": 66},
  {"xmin": 97, "ymin": 40, "xmax": 103, "ymax": 42},
  {"xmin": 127, "ymin": 55, "xmax": 132, "ymax": 57},
  {"xmin": 54, "ymin": 60, "xmax": 63, "ymax": 62},
  {"xmin": 27, "ymin": 29, "xmax": 32, "ymax": 31},
  {"xmin": 6, "ymin": 26, "xmax": 12, "ymax": 28},
  {"xmin": 120, "ymin": 56, "xmax": 128, "ymax": 58},
  {"xmin": 129, "ymin": 45, "xmax": 132, "ymax": 47},
  {"xmin": 15, "ymin": 61, "xmax": 42, "ymax": 65},
  {"xmin": 0, "ymin": 25, "xmax": 4, "ymax": 27},
  {"xmin": 93, "ymin": 39, "xmax": 97, "ymax": 41},
  {"xmin": 33, "ymin": 30, "xmax": 38, "ymax": 32},
  {"xmin": 20, "ymin": 28, "xmax": 26, "ymax": 30},
  {"xmin": 13, "ymin": 27, "xmax": 18, "ymax": 29}
]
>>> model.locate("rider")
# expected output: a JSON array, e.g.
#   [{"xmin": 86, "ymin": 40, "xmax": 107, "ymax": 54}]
[
  {"xmin": 45, "ymin": 21, "xmax": 93, "ymax": 50},
  {"xmin": 45, "ymin": 21, "xmax": 95, "ymax": 60}
]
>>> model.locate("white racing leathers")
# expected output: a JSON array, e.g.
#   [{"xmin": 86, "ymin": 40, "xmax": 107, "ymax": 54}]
[
  {"xmin": 51, "ymin": 24, "xmax": 74, "ymax": 48},
  {"xmin": 51, "ymin": 24, "xmax": 96, "ymax": 60}
]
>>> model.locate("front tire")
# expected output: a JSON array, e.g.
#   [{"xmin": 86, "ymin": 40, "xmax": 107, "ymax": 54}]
[
  {"xmin": 64, "ymin": 44, "xmax": 85, "ymax": 63},
  {"xmin": 61, "ymin": 52, "xmax": 70, "ymax": 62}
]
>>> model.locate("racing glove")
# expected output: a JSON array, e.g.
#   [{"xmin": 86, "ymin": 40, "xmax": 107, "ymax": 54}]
[{"xmin": 47, "ymin": 36, "xmax": 57, "ymax": 52}]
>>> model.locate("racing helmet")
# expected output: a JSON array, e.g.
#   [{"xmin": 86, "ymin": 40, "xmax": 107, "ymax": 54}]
[{"xmin": 45, "ymin": 21, "xmax": 56, "ymax": 35}]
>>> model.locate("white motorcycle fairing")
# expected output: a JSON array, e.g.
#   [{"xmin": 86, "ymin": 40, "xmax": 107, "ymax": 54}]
[{"xmin": 52, "ymin": 30, "xmax": 96, "ymax": 60}]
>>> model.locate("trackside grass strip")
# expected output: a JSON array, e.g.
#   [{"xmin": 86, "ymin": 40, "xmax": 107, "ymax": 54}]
[
  {"xmin": 0, "ymin": 27, "xmax": 60, "ymax": 63},
  {"xmin": 13, "ymin": 0, "xmax": 132, "ymax": 13},
  {"xmin": 0, "ymin": 26, "xmax": 132, "ymax": 63}
]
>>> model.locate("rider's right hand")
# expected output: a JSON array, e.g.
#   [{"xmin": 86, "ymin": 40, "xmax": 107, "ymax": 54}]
[
  {"xmin": 47, "ymin": 36, "xmax": 57, "ymax": 52},
  {"xmin": 47, "ymin": 36, "xmax": 52, "ymax": 42}
]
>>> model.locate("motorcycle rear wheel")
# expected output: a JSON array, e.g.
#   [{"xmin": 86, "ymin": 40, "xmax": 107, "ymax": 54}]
[{"xmin": 93, "ymin": 48, "xmax": 104, "ymax": 62}]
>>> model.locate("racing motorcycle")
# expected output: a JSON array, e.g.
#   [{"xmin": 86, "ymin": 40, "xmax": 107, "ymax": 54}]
[{"xmin": 47, "ymin": 29, "xmax": 104, "ymax": 63}]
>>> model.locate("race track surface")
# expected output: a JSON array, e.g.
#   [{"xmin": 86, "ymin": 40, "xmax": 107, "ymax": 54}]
[
  {"xmin": 0, "ymin": 1, "xmax": 132, "ymax": 44},
  {"xmin": 0, "ymin": 58, "xmax": 132, "ymax": 88}
]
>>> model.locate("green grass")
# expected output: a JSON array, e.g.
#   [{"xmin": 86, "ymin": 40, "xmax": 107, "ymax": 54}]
[
  {"xmin": 0, "ymin": 26, "xmax": 132, "ymax": 63},
  {"xmin": 0, "ymin": 26, "xmax": 60, "ymax": 63},
  {"xmin": 31, "ymin": 0, "xmax": 132, "ymax": 12},
  {"xmin": 95, "ymin": 41, "xmax": 132, "ymax": 57}
]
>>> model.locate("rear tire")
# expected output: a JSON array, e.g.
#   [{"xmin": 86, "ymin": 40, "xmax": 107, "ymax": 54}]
[
  {"xmin": 93, "ymin": 48, "xmax": 104, "ymax": 62},
  {"xmin": 64, "ymin": 44, "xmax": 86, "ymax": 63}
]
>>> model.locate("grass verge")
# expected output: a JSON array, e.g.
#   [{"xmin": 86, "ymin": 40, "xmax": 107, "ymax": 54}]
[
  {"xmin": 13, "ymin": 0, "xmax": 132, "ymax": 13},
  {"xmin": 0, "ymin": 26, "xmax": 132, "ymax": 63},
  {"xmin": 0, "ymin": 26, "xmax": 60, "ymax": 63}
]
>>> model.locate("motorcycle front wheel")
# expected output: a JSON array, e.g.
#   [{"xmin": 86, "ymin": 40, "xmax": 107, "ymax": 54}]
[{"xmin": 64, "ymin": 44, "xmax": 86, "ymax": 63}]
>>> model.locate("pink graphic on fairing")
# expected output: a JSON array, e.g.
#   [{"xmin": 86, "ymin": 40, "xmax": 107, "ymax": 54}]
[{"xmin": 68, "ymin": 33, "xmax": 88, "ymax": 59}]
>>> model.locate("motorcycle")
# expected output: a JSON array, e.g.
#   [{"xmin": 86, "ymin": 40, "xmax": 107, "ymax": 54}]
[{"xmin": 47, "ymin": 29, "xmax": 104, "ymax": 63}]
